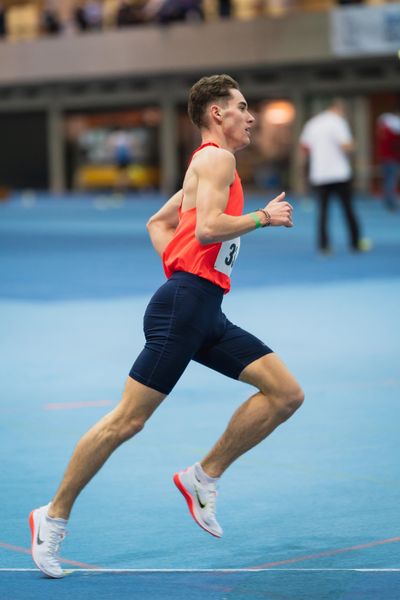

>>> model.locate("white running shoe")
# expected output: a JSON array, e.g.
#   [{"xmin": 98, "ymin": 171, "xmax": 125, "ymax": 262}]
[
  {"xmin": 29, "ymin": 503, "xmax": 67, "ymax": 578},
  {"xmin": 173, "ymin": 464, "xmax": 223, "ymax": 538}
]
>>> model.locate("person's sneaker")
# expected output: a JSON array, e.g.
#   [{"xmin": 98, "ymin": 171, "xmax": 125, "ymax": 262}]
[
  {"xmin": 29, "ymin": 503, "xmax": 67, "ymax": 578},
  {"xmin": 356, "ymin": 238, "xmax": 373, "ymax": 252},
  {"xmin": 173, "ymin": 464, "xmax": 223, "ymax": 538}
]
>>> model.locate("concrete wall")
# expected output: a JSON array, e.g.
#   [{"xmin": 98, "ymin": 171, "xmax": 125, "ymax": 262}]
[{"xmin": 0, "ymin": 12, "xmax": 330, "ymax": 86}]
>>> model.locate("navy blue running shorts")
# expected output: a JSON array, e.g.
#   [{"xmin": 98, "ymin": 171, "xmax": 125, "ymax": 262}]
[{"xmin": 129, "ymin": 271, "xmax": 273, "ymax": 395}]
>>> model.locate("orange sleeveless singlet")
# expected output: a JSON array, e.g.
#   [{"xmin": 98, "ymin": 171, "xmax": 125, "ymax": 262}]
[{"xmin": 162, "ymin": 143, "xmax": 244, "ymax": 294}]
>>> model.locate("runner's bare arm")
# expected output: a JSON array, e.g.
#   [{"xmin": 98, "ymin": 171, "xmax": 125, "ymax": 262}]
[
  {"xmin": 341, "ymin": 142, "xmax": 355, "ymax": 153},
  {"xmin": 195, "ymin": 149, "xmax": 293, "ymax": 245},
  {"xmin": 147, "ymin": 189, "xmax": 182, "ymax": 257}
]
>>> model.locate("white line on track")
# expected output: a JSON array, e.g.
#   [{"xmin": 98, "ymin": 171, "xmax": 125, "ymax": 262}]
[{"xmin": 1, "ymin": 568, "xmax": 400, "ymax": 573}]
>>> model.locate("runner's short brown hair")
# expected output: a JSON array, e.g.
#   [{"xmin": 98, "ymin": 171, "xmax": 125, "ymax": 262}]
[{"xmin": 188, "ymin": 74, "xmax": 240, "ymax": 129}]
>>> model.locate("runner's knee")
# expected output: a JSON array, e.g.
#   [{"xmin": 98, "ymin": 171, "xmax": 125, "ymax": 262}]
[
  {"xmin": 273, "ymin": 385, "xmax": 304, "ymax": 421},
  {"xmin": 104, "ymin": 412, "xmax": 145, "ymax": 444},
  {"xmin": 119, "ymin": 418, "xmax": 145, "ymax": 441}
]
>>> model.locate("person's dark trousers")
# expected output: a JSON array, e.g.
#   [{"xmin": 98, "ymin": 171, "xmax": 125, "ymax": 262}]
[
  {"xmin": 219, "ymin": 0, "xmax": 231, "ymax": 16},
  {"xmin": 382, "ymin": 160, "xmax": 399, "ymax": 211},
  {"xmin": 314, "ymin": 180, "xmax": 360, "ymax": 251}
]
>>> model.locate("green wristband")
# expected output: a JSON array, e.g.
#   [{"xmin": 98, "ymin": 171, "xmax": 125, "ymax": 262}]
[{"xmin": 251, "ymin": 212, "xmax": 262, "ymax": 229}]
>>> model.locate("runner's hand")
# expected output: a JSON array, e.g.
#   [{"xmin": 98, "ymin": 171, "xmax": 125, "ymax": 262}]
[{"xmin": 264, "ymin": 192, "xmax": 293, "ymax": 227}]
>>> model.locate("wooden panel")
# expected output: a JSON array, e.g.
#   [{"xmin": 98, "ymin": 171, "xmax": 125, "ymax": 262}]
[{"xmin": 6, "ymin": 3, "xmax": 40, "ymax": 41}]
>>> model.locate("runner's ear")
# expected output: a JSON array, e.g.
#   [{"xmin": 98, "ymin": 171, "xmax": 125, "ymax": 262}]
[{"xmin": 210, "ymin": 104, "xmax": 223, "ymax": 123}]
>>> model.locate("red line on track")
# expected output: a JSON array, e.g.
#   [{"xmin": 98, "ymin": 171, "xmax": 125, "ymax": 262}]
[
  {"xmin": 0, "ymin": 541, "xmax": 100, "ymax": 569},
  {"xmin": 250, "ymin": 536, "xmax": 400, "ymax": 569},
  {"xmin": 43, "ymin": 400, "xmax": 113, "ymax": 411}
]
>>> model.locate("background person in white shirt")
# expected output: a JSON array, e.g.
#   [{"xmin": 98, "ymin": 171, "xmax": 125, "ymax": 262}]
[{"xmin": 300, "ymin": 98, "xmax": 368, "ymax": 254}]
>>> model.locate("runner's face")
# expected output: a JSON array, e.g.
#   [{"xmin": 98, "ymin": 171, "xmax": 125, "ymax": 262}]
[{"xmin": 220, "ymin": 89, "xmax": 255, "ymax": 150}]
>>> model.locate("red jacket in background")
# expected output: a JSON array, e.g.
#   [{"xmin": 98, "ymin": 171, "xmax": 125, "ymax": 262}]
[{"xmin": 376, "ymin": 113, "xmax": 400, "ymax": 162}]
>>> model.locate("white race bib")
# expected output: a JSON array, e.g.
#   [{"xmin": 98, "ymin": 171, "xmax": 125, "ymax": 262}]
[{"xmin": 214, "ymin": 238, "xmax": 241, "ymax": 276}]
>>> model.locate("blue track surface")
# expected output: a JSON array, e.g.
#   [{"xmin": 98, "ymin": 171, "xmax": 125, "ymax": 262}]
[{"xmin": 0, "ymin": 192, "xmax": 399, "ymax": 599}]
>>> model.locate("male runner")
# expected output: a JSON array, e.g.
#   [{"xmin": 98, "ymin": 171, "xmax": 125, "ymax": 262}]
[{"xmin": 29, "ymin": 74, "xmax": 304, "ymax": 578}]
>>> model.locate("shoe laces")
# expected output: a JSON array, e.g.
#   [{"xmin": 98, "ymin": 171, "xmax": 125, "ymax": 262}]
[
  {"xmin": 205, "ymin": 484, "xmax": 218, "ymax": 515},
  {"xmin": 46, "ymin": 525, "xmax": 67, "ymax": 561}
]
